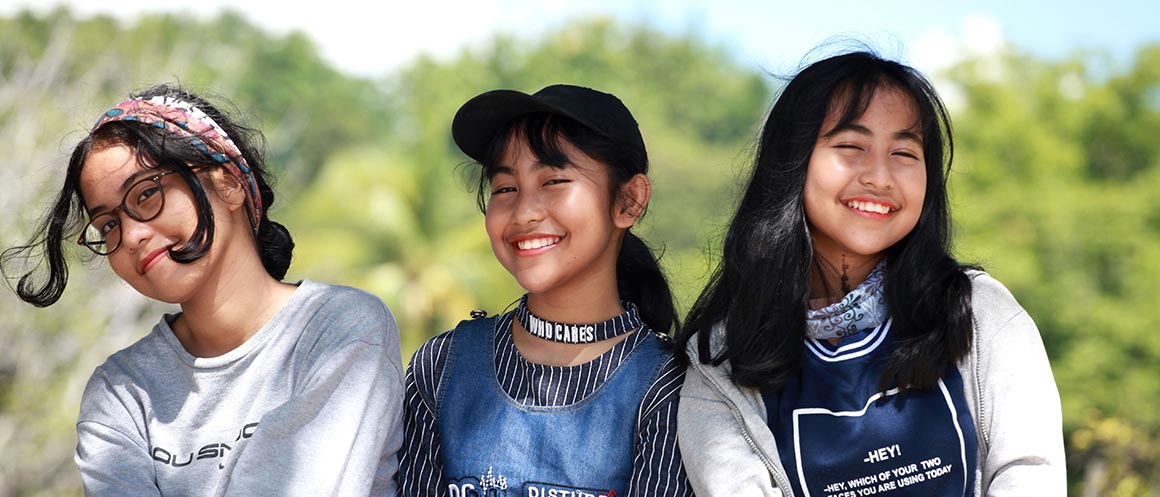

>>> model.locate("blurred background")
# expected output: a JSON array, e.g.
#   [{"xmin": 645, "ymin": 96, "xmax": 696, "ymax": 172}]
[{"xmin": 0, "ymin": 1, "xmax": 1156, "ymax": 495}]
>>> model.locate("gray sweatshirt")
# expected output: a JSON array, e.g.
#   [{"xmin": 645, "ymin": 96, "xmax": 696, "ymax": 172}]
[
  {"xmin": 677, "ymin": 271, "xmax": 1066, "ymax": 496},
  {"xmin": 75, "ymin": 280, "xmax": 404, "ymax": 497}
]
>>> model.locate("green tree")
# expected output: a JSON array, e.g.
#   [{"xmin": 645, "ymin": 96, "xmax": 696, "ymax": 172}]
[{"xmin": 948, "ymin": 44, "xmax": 1160, "ymax": 495}]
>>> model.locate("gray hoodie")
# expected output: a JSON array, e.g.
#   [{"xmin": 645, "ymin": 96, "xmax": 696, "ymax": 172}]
[{"xmin": 677, "ymin": 272, "xmax": 1066, "ymax": 496}]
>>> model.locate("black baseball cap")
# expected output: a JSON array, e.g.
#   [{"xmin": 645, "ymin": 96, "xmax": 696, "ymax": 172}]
[{"xmin": 451, "ymin": 84, "xmax": 646, "ymax": 164}]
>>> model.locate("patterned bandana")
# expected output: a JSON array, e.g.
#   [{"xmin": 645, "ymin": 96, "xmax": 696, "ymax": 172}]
[
  {"xmin": 806, "ymin": 261, "xmax": 889, "ymax": 340},
  {"xmin": 92, "ymin": 95, "xmax": 263, "ymax": 230},
  {"xmin": 513, "ymin": 294, "xmax": 643, "ymax": 344}
]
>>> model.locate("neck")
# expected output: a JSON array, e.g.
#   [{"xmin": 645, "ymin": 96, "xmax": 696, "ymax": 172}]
[
  {"xmin": 809, "ymin": 252, "xmax": 883, "ymax": 304},
  {"xmin": 512, "ymin": 276, "xmax": 631, "ymax": 367},
  {"xmin": 172, "ymin": 239, "xmax": 296, "ymax": 358},
  {"xmin": 525, "ymin": 283, "xmax": 625, "ymax": 325}
]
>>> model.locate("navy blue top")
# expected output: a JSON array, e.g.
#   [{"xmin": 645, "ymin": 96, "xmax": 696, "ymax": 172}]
[{"xmin": 764, "ymin": 320, "xmax": 978, "ymax": 497}]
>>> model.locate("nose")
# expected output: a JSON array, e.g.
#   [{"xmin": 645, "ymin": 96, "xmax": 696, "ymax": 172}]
[
  {"xmin": 858, "ymin": 153, "xmax": 895, "ymax": 190},
  {"xmin": 512, "ymin": 189, "xmax": 546, "ymax": 225},
  {"xmin": 117, "ymin": 215, "xmax": 155, "ymax": 252}
]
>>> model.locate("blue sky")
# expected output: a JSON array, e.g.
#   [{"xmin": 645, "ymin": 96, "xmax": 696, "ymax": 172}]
[{"xmin": 2, "ymin": 0, "xmax": 1155, "ymax": 77}]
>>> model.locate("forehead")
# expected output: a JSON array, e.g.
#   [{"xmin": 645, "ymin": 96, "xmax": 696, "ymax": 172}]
[
  {"xmin": 78, "ymin": 143, "xmax": 146, "ymax": 204},
  {"xmin": 822, "ymin": 83, "xmax": 922, "ymax": 133},
  {"xmin": 494, "ymin": 132, "xmax": 606, "ymax": 177}
]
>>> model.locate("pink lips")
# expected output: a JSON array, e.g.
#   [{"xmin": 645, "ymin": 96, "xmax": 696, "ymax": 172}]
[
  {"xmin": 843, "ymin": 197, "xmax": 897, "ymax": 220},
  {"xmin": 139, "ymin": 247, "xmax": 169, "ymax": 274},
  {"xmin": 510, "ymin": 234, "xmax": 562, "ymax": 256}
]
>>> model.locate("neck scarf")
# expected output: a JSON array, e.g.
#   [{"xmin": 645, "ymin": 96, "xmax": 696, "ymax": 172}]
[
  {"xmin": 514, "ymin": 294, "xmax": 642, "ymax": 344},
  {"xmin": 806, "ymin": 261, "xmax": 889, "ymax": 340},
  {"xmin": 92, "ymin": 95, "xmax": 263, "ymax": 230}
]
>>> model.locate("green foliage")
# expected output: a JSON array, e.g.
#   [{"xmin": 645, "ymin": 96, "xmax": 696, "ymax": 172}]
[
  {"xmin": 948, "ymin": 45, "xmax": 1160, "ymax": 496},
  {"xmin": 1, "ymin": 6, "xmax": 1158, "ymax": 497},
  {"xmin": 359, "ymin": 17, "xmax": 772, "ymax": 342}
]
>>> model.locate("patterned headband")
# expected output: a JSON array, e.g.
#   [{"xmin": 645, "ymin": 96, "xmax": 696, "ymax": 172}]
[{"xmin": 92, "ymin": 95, "xmax": 263, "ymax": 230}]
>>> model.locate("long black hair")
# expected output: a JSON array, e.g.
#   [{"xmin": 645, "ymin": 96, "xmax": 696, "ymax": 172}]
[
  {"xmin": 1, "ymin": 84, "xmax": 294, "ymax": 307},
  {"xmin": 474, "ymin": 112, "xmax": 680, "ymax": 336},
  {"xmin": 677, "ymin": 51, "xmax": 977, "ymax": 392}
]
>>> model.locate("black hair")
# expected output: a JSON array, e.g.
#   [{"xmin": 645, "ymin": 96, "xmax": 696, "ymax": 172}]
[
  {"xmin": 677, "ymin": 51, "xmax": 978, "ymax": 392},
  {"xmin": 473, "ymin": 112, "xmax": 680, "ymax": 336},
  {"xmin": 1, "ymin": 84, "xmax": 293, "ymax": 307}
]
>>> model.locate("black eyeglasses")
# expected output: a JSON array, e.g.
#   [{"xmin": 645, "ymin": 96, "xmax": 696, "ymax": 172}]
[{"xmin": 77, "ymin": 168, "xmax": 190, "ymax": 255}]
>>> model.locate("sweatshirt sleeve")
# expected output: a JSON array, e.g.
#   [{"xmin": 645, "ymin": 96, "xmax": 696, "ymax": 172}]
[
  {"xmin": 76, "ymin": 371, "xmax": 163, "ymax": 497},
  {"xmin": 678, "ymin": 344, "xmax": 782, "ymax": 497},
  {"xmin": 971, "ymin": 274, "xmax": 1067, "ymax": 496},
  {"xmin": 219, "ymin": 291, "xmax": 405, "ymax": 497}
]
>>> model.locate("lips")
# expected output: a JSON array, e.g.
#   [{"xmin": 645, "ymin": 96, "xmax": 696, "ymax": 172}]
[
  {"xmin": 845, "ymin": 199, "xmax": 896, "ymax": 216},
  {"xmin": 511, "ymin": 235, "xmax": 562, "ymax": 254},
  {"xmin": 139, "ymin": 246, "xmax": 170, "ymax": 274}
]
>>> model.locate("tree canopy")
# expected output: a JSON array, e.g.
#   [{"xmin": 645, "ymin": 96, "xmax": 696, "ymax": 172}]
[{"xmin": 0, "ymin": 8, "xmax": 1156, "ymax": 496}]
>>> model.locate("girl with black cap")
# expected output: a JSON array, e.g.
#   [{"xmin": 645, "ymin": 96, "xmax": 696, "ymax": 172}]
[
  {"xmin": 396, "ymin": 85, "xmax": 692, "ymax": 496},
  {"xmin": 2, "ymin": 85, "xmax": 404, "ymax": 496}
]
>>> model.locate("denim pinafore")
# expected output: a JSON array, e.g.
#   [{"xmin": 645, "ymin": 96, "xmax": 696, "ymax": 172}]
[{"xmin": 436, "ymin": 316, "xmax": 667, "ymax": 497}]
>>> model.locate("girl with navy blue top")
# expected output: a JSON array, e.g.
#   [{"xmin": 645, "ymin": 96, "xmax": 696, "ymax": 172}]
[
  {"xmin": 397, "ymin": 85, "xmax": 692, "ymax": 497},
  {"xmin": 675, "ymin": 51, "xmax": 1066, "ymax": 496}
]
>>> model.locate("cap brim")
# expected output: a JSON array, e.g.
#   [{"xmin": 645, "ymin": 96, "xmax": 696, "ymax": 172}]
[{"xmin": 451, "ymin": 89, "xmax": 579, "ymax": 163}]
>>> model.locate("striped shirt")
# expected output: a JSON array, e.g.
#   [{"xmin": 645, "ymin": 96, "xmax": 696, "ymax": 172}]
[{"xmin": 397, "ymin": 311, "xmax": 692, "ymax": 496}]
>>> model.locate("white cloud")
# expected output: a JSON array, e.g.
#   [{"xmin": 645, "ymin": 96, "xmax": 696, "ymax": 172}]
[
  {"xmin": 962, "ymin": 14, "xmax": 1004, "ymax": 57},
  {"xmin": 909, "ymin": 13, "xmax": 1006, "ymax": 74},
  {"xmin": 910, "ymin": 27, "xmax": 963, "ymax": 74}
]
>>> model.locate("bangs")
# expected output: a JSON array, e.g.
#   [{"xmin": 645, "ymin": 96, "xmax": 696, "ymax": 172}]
[
  {"xmin": 483, "ymin": 113, "xmax": 582, "ymax": 179},
  {"xmin": 822, "ymin": 78, "xmax": 924, "ymax": 139}
]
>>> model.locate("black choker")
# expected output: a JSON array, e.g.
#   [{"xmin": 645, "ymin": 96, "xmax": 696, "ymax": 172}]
[{"xmin": 513, "ymin": 294, "xmax": 642, "ymax": 344}]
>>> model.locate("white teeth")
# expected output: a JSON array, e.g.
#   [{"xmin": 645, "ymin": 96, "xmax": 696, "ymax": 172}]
[
  {"xmin": 517, "ymin": 237, "xmax": 560, "ymax": 250},
  {"xmin": 847, "ymin": 200, "xmax": 892, "ymax": 214}
]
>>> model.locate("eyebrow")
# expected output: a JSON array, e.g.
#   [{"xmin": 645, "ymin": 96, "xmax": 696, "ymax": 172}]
[
  {"xmin": 88, "ymin": 169, "xmax": 159, "ymax": 215},
  {"xmin": 826, "ymin": 123, "xmax": 924, "ymax": 145},
  {"xmin": 488, "ymin": 165, "xmax": 515, "ymax": 179},
  {"xmin": 488, "ymin": 161, "xmax": 571, "ymax": 179}
]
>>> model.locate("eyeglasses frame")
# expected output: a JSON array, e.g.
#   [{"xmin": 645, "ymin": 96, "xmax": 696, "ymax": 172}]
[{"xmin": 76, "ymin": 167, "xmax": 203, "ymax": 256}]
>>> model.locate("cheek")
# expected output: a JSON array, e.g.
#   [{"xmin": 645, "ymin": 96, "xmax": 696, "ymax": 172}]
[
  {"xmin": 904, "ymin": 168, "xmax": 928, "ymax": 214},
  {"xmin": 483, "ymin": 205, "xmax": 508, "ymax": 247},
  {"xmin": 802, "ymin": 165, "xmax": 833, "ymax": 225},
  {"xmin": 106, "ymin": 252, "xmax": 139, "ymax": 281}
]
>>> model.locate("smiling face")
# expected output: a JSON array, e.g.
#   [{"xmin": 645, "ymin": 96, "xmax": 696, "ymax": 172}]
[
  {"xmin": 79, "ymin": 143, "xmax": 224, "ymax": 304},
  {"xmin": 484, "ymin": 134, "xmax": 635, "ymax": 300},
  {"xmin": 804, "ymin": 84, "xmax": 927, "ymax": 272}
]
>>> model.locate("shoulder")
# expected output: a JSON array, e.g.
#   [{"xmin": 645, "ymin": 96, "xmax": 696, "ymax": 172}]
[
  {"xmin": 966, "ymin": 270, "xmax": 1024, "ymax": 316},
  {"xmin": 78, "ymin": 321, "xmax": 173, "ymax": 427},
  {"xmin": 408, "ymin": 318, "xmax": 486, "ymax": 406},
  {"xmin": 410, "ymin": 329, "xmax": 457, "ymax": 373},
  {"xmin": 292, "ymin": 280, "xmax": 398, "ymax": 345},
  {"xmin": 639, "ymin": 348, "xmax": 687, "ymax": 416},
  {"xmin": 410, "ymin": 316, "xmax": 496, "ymax": 369},
  {"xmin": 965, "ymin": 270, "xmax": 1032, "ymax": 341},
  {"xmin": 86, "ymin": 318, "xmax": 176, "ymax": 389},
  {"xmin": 682, "ymin": 323, "xmax": 730, "ymax": 371},
  {"xmin": 300, "ymin": 280, "xmax": 394, "ymax": 319}
]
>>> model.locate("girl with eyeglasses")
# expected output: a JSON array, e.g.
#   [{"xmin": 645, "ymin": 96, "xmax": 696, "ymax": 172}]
[{"xmin": 1, "ymin": 85, "xmax": 404, "ymax": 496}]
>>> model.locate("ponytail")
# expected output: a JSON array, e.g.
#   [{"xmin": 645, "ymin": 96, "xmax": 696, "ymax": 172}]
[
  {"xmin": 616, "ymin": 231, "xmax": 679, "ymax": 335},
  {"xmin": 254, "ymin": 177, "xmax": 294, "ymax": 280}
]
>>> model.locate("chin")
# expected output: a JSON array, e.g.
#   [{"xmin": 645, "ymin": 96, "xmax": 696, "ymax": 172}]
[{"xmin": 512, "ymin": 271, "xmax": 565, "ymax": 295}]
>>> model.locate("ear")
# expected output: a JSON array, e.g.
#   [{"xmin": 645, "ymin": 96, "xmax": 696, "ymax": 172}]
[
  {"xmin": 210, "ymin": 169, "xmax": 247, "ymax": 212},
  {"xmin": 614, "ymin": 173, "xmax": 650, "ymax": 229}
]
